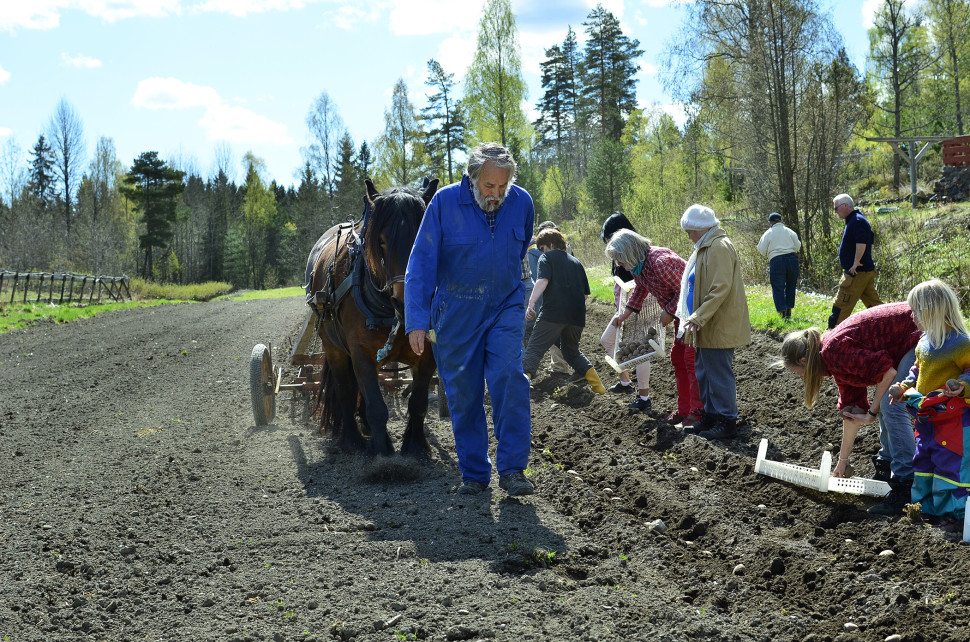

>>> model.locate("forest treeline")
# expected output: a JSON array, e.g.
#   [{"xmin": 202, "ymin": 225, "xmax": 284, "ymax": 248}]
[{"xmin": 1, "ymin": 0, "xmax": 968, "ymax": 293}]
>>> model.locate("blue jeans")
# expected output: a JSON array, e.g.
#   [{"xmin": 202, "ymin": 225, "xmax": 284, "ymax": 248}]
[
  {"xmin": 877, "ymin": 347, "xmax": 917, "ymax": 479},
  {"xmin": 695, "ymin": 347, "xmax": 737, "ymax": 420},
  {"xmin": 769, "ymin": 253, "xmax": 799, "ymax": 313}
]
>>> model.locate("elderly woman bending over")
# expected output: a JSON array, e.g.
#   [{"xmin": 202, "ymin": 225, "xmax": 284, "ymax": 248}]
[{"xmin": 604, "ymin": 229, "xmax": 702, "ymax": 424}]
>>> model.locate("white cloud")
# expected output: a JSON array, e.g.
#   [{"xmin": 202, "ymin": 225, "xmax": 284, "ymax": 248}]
[
  {"xmin": 133, "ymin": 77, "xmax": 220, "ymax": 109},
  {"xmin": 386, "ymin": 0, "xmax": 478, "ymax": 36},
  {"xmin": 193, "ymin": 0, "xmax": 320, "ymax": 18},
  {"xmin": 861, "ymin": 0, "xmax": 881, "ymax": 29},
  {"xmin": 641, "ymin": 61, "xmax": 658, "ymax": 76},
  {"xmin": 329, "ymin": 3, "xmax": 381, "ymax": 30},
  {"xmin": 0, "ymin": 126, "xmax": 12, "ymax": 138},
  {"xmin": 80, "ymin": 0, "xmax": 181, "ymax": 21},
  {"xmin": 132, "ymin": 77, "xmax": 292, "ymax": 145},
  {"xmin": 519, "ymin": 27, "xmax": 569, "ymax": 83},
  {"xmin": 436, "ymin": 33, "xmax": 477, "ymax": 79},
  {"xmin": 61, "ymin": 52, "xmax": 103, "ymax": 69},
  {"xmin": 0, "ymin": 64, "xmax": 10, "ymax": 85},
  {"xmin": 0, "ymin": 1, "xmax": 66, "ymax": 31},
  {"xmin": 199, "ymin": 103, "xmax": 292, "ymax": 144},
  {"xmin": 0, "ymin": 0, "xmax": 180, "ymax": 31},
  {"xmin": 657, "ymin": 101, "xmax": 687, "ymax": 128}
]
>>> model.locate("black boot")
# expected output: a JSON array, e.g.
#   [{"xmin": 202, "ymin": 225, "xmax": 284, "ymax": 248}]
[
  {"xmin": 685, "ymin": 412, "xmax": 718, "ymax": 435},
  {"xmin": 870, "ymin": 455, "xmax": 891, "ymax": 482},
  {"xmin": 867, "ymin": 476, "xmax": 913, "ymax": 516},
  {"xmin": 699, "ymin": 415, "xmax": 738, "ymax": 441}
]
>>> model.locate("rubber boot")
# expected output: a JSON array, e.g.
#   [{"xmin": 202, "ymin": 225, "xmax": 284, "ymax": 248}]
[
  {"xmin": 584, "ymin": 367, "xmax": 607, "ymax": 394},
  {"xmin": 867, "ymin": 476, "xmax": 913, "ymax": 516},
  {"xmin": 870, "ymin": 455, "xmax": 891, "ymax": 482}
]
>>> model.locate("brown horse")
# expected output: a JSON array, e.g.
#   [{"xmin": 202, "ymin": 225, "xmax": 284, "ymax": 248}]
[{"xmin": 306, "ymin": 178, "xmax": 438, "ymax": 457}]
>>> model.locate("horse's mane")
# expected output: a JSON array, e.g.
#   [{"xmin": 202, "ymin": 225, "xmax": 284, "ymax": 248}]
[{"xmin": 363, "ymin": 186, "xmax": 425, "ymax": 284}]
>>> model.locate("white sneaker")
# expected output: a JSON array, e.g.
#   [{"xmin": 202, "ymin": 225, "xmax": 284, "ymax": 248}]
[{"xmin": 548, "ymin": 345, "xmax": 571, "ymax": 373}]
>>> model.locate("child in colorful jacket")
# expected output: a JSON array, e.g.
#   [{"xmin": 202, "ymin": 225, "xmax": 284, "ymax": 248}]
[{"xmin": 889, "ymin": 279, "xmax": 970, "ymax": 521}]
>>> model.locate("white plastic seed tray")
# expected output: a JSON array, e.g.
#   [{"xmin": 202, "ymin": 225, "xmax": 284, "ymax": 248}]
[
  {"xmin": 754, "ymin": 439, "xmax": 892, "ymax": 497},
  {"xmin": 604, "ymin": 277, "xmax": 665, "ymax": 373}
]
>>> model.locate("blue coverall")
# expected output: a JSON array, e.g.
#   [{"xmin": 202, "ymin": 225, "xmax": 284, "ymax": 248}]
[{"xmin": 405, "ymin": 175, "xmax": 534, "ymax": 485}]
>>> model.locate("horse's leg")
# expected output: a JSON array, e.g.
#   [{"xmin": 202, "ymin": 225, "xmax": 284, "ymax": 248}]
[
  {"xmin": 351, "ymin": 350, "xmax": 393, "ymax": 457},
  {"xmin": 400, "ymin": 352, "xmax": 434, "ymax": 460},
  {"xmin": 329, "ymin": 351, "xmax": 366, "ymax": 452}
]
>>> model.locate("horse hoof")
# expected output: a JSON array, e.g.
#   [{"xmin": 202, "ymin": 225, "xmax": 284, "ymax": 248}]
[
  {"xmin": 400, "ymin": 443, "xmax": 432, "ymax": 461},
  {"xmin": 367, "ymin": 443, "xmax": 395, "ymax": 458}
]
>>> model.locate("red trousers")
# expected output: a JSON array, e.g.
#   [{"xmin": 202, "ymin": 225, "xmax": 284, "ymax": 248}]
[{"xmin": 671, "ymin": 323, "xmax": 703, "ymax": 416}]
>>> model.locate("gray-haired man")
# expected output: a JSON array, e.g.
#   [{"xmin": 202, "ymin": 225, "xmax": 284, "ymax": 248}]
[{"xmin": 405, "ymin": 143, "xmax": 536, "ymax": 496}]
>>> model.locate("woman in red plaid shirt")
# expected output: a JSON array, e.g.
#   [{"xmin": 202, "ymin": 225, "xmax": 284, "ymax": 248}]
[
  {"xmin": 605, "ymin": 229, "xmax": 703, "ymax": 424},
  {"xmin": 779, "ymin": 302, "xmax": 921, "ymax": 515}
]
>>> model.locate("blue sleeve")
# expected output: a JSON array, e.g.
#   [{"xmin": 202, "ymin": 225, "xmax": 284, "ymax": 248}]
[
  {"xmin": 522, "ymin": 191, "xmax": 535, "ymax": 260},
  {"xmin": 404, "ymin": 194, "xmax": 442, "ymax": 333}
]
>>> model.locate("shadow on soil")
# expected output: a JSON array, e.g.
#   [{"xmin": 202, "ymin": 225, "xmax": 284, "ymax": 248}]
[{"xmin": 286, "ymin": 435, "xmax": 568, "ymax": 571}]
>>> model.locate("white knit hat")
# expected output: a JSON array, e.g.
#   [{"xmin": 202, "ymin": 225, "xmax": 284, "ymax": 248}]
[{"xmin": 680, "ymin": 204, "xmax": 719, "ymax": 231}]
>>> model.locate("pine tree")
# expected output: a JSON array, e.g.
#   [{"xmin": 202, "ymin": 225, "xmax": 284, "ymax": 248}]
[
  {"xmin": 205, "ymin": 169, "xmax": 234, "ymax": 282},
  {"xmin": 536, "ymin": 42, "xmax": 575, "ymax": 159},
  {"xmin": 28, "ymin": 135, "xmax": 56, "ymax": 210},
  {"xmin": 422, "ymin": 59, "xmax": 466, "ymax": 183},
  {"xmin": 356, "ymin": 142, "xmax": 373, "ymax": 179},
  {"xmin": 581, "ymin": 5, "xmax": 643, "ymax": 141},
  {"xmin": 120, "ymin": 151, "xmax": 186, "ymax": 280},
  {"xmin": 333, "ymin": 131, "xmax": 365, "ymax": 220}
]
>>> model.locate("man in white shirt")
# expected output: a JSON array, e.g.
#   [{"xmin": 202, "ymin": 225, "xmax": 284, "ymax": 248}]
[{"xmin": 757, "ymin": 212, "xmax": 801, "ymax": 320}]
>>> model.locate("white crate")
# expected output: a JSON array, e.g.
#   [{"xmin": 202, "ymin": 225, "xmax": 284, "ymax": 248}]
[
  {"xmin": 754, "ymin": 439, "xmax": 891, "ymax": 498},
  {"xmin": 604, "ymin": 277, "xmax": 665, "ymax": 373}
]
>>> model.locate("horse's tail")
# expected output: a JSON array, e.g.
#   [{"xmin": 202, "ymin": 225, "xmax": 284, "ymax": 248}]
[{"xmin": 317, "ymin": 358, "xmax": 339, "ymax": 437}]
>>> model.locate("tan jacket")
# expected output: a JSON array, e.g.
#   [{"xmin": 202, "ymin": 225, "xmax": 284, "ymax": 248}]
[{"xmin": 687, "ymin": 228, "xmax": 751, "ymax": 349}]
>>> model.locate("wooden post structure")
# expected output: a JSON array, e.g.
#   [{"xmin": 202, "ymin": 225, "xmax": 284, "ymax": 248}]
[{"xmin": 866, "ymin": 136, "xmax": 952, "ymax": 208}]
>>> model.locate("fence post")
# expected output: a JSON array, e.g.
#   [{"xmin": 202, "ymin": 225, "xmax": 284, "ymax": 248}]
[
  {"xmin": 58, "ymin": 274, "xmax": 67, "ymax": 304},
  {"xmin": 22, "ymin": 273, "xmax": 30, "ymax": 304}
]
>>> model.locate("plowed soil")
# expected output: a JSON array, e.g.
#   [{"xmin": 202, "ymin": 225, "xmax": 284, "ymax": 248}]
[{"xmin": 1, "ymin": 296, "xmax": 967, "ymax": 642}]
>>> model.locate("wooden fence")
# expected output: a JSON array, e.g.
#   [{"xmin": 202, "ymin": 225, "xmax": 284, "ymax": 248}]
[
  {"xmin": 0, "ymin": 271, "xmax": 132, "ymax": 306},
  {"xmin": 943, "ymin": 135, "xmax": 970, "ymax": 166}
]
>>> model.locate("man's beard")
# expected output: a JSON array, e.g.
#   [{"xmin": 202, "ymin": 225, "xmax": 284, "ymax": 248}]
[{"xmin": 471, "ymin": 180, "xmax": 507, "ymax": 213}]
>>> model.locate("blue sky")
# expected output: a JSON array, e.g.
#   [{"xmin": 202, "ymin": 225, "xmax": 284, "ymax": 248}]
[{"xmin": 0, "ymin": 0, "xmax": 880, "ymax": 189}]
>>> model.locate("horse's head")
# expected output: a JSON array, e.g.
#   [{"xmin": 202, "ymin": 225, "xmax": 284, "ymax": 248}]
[{"xmin": 363, "ymin": 177, "xmax": 438, "ymax": 307}]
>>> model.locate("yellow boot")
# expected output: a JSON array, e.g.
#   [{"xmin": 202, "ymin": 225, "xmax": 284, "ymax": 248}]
[{"xmin": 584, "ymin": 367, "xmax": 607, "ymax": 394}]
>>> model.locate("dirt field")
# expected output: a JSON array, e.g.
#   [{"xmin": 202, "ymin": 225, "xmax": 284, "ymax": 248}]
[{"xmin": 1, "ymin": 296, "xmax": 967, "ymax": 642}]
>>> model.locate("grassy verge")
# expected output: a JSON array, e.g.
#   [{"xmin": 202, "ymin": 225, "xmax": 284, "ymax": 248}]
[
  {"xmin": 129, "ymin": 278, "xmax": 234, "ymax": 301},
  {"xmin": 585, "ymin": 263, "xmax": 831, "ymax": 334},
  {"xmin": 218, "ymin": 286, "xmax": 305, "ymax": 301},
  {"xmin": 0, "ymin": 300, "xmax": 180, "ymax": 334}
]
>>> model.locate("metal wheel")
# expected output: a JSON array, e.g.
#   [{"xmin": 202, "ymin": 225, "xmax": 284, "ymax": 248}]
[{"xmin": 250, "ymin": 344, "xmax": 276, "ymax": 426}]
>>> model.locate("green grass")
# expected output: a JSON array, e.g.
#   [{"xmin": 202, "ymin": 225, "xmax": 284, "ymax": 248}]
[
  {"xmin": 587, "ymin": 263, "xmax": 616, "ymax": 303},
  {"xmin": 0, "ymin": 300, "xmax": 181, "ymax": 334},
  {"xmin": 585, "ymin": 263, "xmax": 831, "ymax": 334},
  {"xmin": 129, "ymin": 278, "xmax": 234, "ymax": 301},
  {"xmin": 218, "ymin": 286, "xmax": 305, "ymax": 301},
  {"xmin": 745, "ymin": 285, "xmax": 830, "ymax": 332}
]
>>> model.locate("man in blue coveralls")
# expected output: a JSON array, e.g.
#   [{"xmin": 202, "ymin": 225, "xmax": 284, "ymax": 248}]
[{"xmin": 405, "ymin": 143, "xmax": 535, "ymax": 496}]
